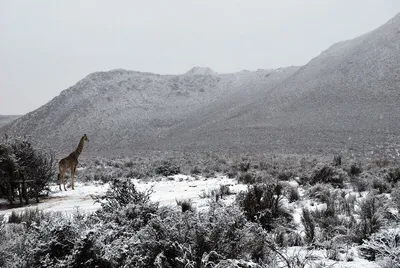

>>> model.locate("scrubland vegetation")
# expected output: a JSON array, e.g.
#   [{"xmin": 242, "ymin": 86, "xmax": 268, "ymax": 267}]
[{"xmin": 1, "ymin": 140, "xmax": 400, "ymax": 267}]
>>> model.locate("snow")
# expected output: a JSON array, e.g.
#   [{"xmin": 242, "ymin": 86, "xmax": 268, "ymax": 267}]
[
  {"xmin": 0, "ymin": 174, "xmax": 394, "ymax": 268},
  {"xmin": 0, "ymin": 174, "xmax": 247, "ymax": 219},
  {"xmin": 134, "ymin": 174, "xmax": 248, "ymax": 210}
]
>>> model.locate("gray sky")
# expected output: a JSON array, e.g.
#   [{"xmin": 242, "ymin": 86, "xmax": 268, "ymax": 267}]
[{"xmin": 1, "ymin": 0, "xmax": 400, "ymax": 115}]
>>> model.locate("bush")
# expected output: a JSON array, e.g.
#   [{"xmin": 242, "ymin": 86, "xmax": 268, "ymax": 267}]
[
  {"xmin": 287, "ymin": 186, "xmax": 300, "ymax": 203},
  {"xmin": 359, "ymin": 228, "xmax": 400, "ymax": 265},
  {"xmin": 236, "ymin": 183, "xmax": 292, "ymax": 232},
  {"xmin": 301, "ymin": 208, "xmax": 315, "ymax": 244},
  {"xmin": 352, "ymin": 176, "xmax": 370, "ymax": 192},
  {"xmin": 348, "ymin": 162, "xmax": 362, "ymax": 177},
  {"xmin": 385, "ymin": 168, "xmax": 400, "ymax": 186},
  {"xmin": 238, "ymin": 172, "xmax": 256, "ymax": 184},
  {"xmin": 309, "ymin": 165, "xmax": 347, "ymax": 188},
  {"xmin": 333, "ymin": 154, "xmax": 342, "ymax": 166},
  {"xmin": 354, "ymin": 192, "xmax": 389, "ymax": 243},
  {"xmin": 155, "ymin": 160, "xmax": 181, "ymax": 176},
  {"xmin": 371, "ymin": 177, "xmax": 391, "ymax": 194},
  {"xmin": 391, "ymin": 185, "xmax": 400, "ymax": 211},
  {"xmin": 0, "ymin": 137, "xmax": 55, "ymax": 204},
  {"xmin": 7, "ymin": 208, "xmax": 51, "ymax": 228},
  {"xmin": 176, "ymin": 199, "xmax": 194, "ymax": 213},
  {"xmin": 95, "ymin": 177, "xmax": 154, "ymax": 213}
]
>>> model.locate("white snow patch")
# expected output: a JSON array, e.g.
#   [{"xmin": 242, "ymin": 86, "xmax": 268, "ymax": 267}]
[{"xmin": 0, "ymin": 175, "xmax": 247, "ymax": 218}]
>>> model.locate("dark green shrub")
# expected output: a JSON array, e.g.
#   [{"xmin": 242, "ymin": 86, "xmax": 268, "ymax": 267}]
[
  {"xmin": 155, "ymin": 160, "xmax": 181, "ymax": 176},
  {"xmin": 0, "ymin": 137, "xmax": 55, "ymax": 204},
  {"xmin": 238, "ymin": 172, "xmax": 256, "ymax": 184},
  {"xmin": 354, "ymin": 193, "xmax": 388, "ymax": 243},
  {"xmin": 176, "ymin": 199, "xmax": 194, "ymax": 213},
  {"xmin": 96, "ymin": 177, "xmax": 154, "ymax": 213},
  {"xmin": 287, "ymin": 186, "xmax": 300, "ymax": 203},
  {"xmin": 349, "ymin": 162, "xmax": 362, "ymax": 177},
  {"xmin": 385, "ymin": 168, "xmax": 400, "ymax": 186},
  {"xmin": 237, "ymin": 183, "xmax": 292, "ymax": 232},
  {"xmin": 352, "ymin": 177, "xmax": 370, "ymax": 192},
  {"xmin": 301, "ymin": 208, "xmax": 315, "ymax": 244},
  {"xmin": 371, "ymin": 177, "xmax": 391, "ymax": 194},
  {"xmin": 309, "ymin": 165, "xmax": 347, "ymax": 188},
  {"xmin": 333, "ymin": 155, "xmax": 342, "ymax": 166}
]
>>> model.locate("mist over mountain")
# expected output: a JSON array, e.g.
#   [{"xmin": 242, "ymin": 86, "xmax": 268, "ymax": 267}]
[{"xmin": 2, "ymin": 14, "xmax": 400, "ymax": 157}]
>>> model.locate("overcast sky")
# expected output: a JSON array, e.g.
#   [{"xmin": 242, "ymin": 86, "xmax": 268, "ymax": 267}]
[{"xmin": 1, "ymin": 0, "xmax": 400, "ymax": 115}]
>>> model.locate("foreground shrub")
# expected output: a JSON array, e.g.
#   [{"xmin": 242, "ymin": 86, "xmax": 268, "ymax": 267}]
[
  {"xmin": 119, "ymin": 205, "xmax": 272, "ymax": 267},
  {"xmin": 371, "ymin": 177, "xmax": 391, "ymax": 194},
  {"xmin": 385, "ymin": 167, "xmax": 400, "ymax": 186},
  {"xmin": 301, "ymin": 208, "xmax": 315, "ymax": 244},
  {"xmin": 96, "ymin": 178, "xmax": 154, "ymax": 213},
  {"xmin": 359, "ymin": 228, "xmax": 400, "ymax": 266},
  {"xmin": 7, "ymin": 208, "xmax": 52, "ymax": 229},
  {"xmin": 236, "ymin": 183, "xmax": 292, "ymax": 232},
  {"xmin": 354, "ymin": 192, "xmax": 389, "ymax": 243},
  {"xmin": 0, "ymin": 137, "xmax": 55, "ymax": 204}
]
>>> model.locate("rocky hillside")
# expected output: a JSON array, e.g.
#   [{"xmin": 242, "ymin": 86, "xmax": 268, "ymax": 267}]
[
  {"xmin": 162, "ymin": 13, "xmax": 400, "ymax": 156},
  {"xmin": 0, "ymin": 115, "xmax": 20, "ymax": 129},
  {"xmin": 0, "ymin": 67, "xmax": 298, "ymax": 156},
  {"xmin": 2, "ymin": 13, "xmax": 400, "ymax": 157}
]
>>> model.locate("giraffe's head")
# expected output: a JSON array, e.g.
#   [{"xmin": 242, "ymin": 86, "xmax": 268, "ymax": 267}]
[{"xmin": 83, "ymin": 134, "xmax": 89, "ymax": 142}]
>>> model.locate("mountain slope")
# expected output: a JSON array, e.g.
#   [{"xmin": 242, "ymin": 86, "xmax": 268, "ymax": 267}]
[
  {"xmin": 0, "ymin": 115, "xmax": 21, "ymax": 129},
  {"xmin": 0, "ymin": 67, "xmax": 298, "ymax": 155},
  {"xmin": 160, "ymin": 14, "xmax": 400, "ymax": 155},
  {"xmin": 2, "ymin": 14, "xmax": 400, "ymax": 156}
]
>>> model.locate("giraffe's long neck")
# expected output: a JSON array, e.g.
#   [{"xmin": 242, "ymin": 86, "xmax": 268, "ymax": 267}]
[{"xmin": 73, "ymin": 137, "xmax": 85, "ymax": 157}]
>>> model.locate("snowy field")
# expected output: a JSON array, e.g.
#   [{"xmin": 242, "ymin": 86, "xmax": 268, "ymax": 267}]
[
  {"xmin": 0, "ymin": 174, "xmax": 247, "ymax": 218},
  {"xmin": 0, "ymin": 174, "xmax": 387, "ymax": 268}
]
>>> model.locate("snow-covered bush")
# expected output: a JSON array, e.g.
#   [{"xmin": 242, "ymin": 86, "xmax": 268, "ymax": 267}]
[
  {"xmin": 236, "ymin": 183, "xmax": 293, "ymax": 232},
  {"xmin": 308, "ymin": 164, "xmax": 349, "ymax": 188},
  {"xmin": 348, "ymin": 162, "xmax": 362, "ymax": 177},
  {"xmin": 371, "ymin": 177, "xmax": 391, "ymax": 194},
  {"xmin": 0, "ymin": 137, "xmax": 55, "ymax": 204},
  {"xmin": 95, "ymin": 177, "xmax": 154, "ymax": 213},
  {"xmin": 353, "ymin": 192, "xmax": 389, "ymax": 243},
  {"xmin": 154, "ymin": 160, "xmax": 180, "ymax": 176},
  {"xmin": 359, "ymin": 228, "xmax": 400, "ymax": 266},
  {"xmin": 7, "ymin": 208, "xmax": 52, "ymax": 228},
  {"xmin": 286, "ymin": 186, "xmax": 300, "ymax": 203},
  {"xmin": 385, "ymin": 167, "xmax": 400, "ymax": 186},
  {"xmin": 391, "ymin": 184, "xmax": 400, "ymax": 211},
  {"xmin": 301, "ymin": 208, "xmax": 315, "ymax": 244}
]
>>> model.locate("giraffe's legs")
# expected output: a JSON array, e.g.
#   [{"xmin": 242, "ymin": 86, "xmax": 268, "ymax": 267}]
[
  {"xmin": 58, "ymin": 173, "xmax": 62, "ymax": 191},
  {"xmin": 71, "ymin": 164, "xmax": 77, "ymax": 190},
  {"xmin": 62, "ymin": 172, "xmax": 67, "ymax": 191}
]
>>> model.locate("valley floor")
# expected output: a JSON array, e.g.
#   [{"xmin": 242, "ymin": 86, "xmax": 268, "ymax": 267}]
[{"xmin": 0, "ymin": 173, "xmax": 388, "ymax": 268}]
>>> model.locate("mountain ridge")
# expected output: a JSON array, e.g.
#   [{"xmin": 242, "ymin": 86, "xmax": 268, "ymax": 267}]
[{"xmin": 2, "ymin": 13, "xmax": 400, "ymax": 157}]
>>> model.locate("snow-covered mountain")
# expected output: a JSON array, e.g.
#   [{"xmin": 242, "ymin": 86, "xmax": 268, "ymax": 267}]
[
  {"xmin": 0, "ymin": 115, "xmax": 20, "ymax": 129},
  {"xmin": 2, "ymin": 13, "xmax": 400, "ymax": 156},
  {"xmin": 162, "ymin": 13, "xmax": 400, "ymax": 155},
  {"xmin": 0, "ymin": 67, "xmax": 298, "ymax": 156}
]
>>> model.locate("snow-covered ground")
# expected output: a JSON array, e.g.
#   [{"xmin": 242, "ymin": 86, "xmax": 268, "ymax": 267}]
[
  {"xmin": 0, "ymin": 174, "xmax": 388, "ymax": 267},
  {"xmin": 0, "ymin": 174, "xmax": 247, "ymax": 218}
]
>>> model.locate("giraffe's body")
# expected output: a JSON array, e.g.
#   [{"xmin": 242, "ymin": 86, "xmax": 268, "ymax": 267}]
[{"xmin": 58, "ymin": 134, "xmax": 89, "ymax": 190}]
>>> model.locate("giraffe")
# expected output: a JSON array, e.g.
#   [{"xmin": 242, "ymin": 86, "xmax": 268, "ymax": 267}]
[{"xmin": 58, "ymin": 134, "xmax": 89, "ymax": 191}]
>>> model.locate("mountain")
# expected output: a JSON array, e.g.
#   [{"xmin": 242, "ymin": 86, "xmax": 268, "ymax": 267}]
[
  {"xmin": 161, "ymin": 13, "xmax": 400, "ymax": 155},
  {"xmin": 0, "ymin": 115, "xmax": 21, "ymax": 129},
  {"xmin": 2, "ymin": 13, "xmax": 400, "ymax": 157},
  {"xmin": 0, "ymin": 67, "xmax": 298, "ymax": 156}
]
